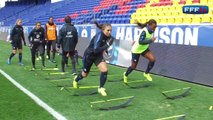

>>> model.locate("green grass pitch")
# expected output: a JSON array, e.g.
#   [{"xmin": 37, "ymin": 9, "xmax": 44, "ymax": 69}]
[{"xmin": 0, "ymin": 40, "xmax": 212, "ymax": 120}]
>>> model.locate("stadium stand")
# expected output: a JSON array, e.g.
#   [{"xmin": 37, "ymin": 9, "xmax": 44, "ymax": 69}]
[
  {"xmin": 131, "ymin": 0, "xmax": 213, "ymax": 24},
  {"xmin": 0, "ymin": 0, "xmax": 212, "ymax": 26}
]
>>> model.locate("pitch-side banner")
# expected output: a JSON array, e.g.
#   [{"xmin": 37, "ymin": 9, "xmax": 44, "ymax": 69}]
[
  {"xmin": 76, "ymin": 24, "xmax": 213, "ymax": 47},
  {"xmin": 1, "ymin": 24, "xmax": 213, "ymax": 47}
]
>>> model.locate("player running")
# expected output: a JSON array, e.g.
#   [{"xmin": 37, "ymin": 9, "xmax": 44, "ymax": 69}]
[
  {"xmin": 72, "ymin": 21, "xmax": 114, "ymax": 96},
  {"xmin": 123, "ymin": 19, "xmax": 157, "ymax": 82}
]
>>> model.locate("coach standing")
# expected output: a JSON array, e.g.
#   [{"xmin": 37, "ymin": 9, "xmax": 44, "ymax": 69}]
[
  {"xmin": 45, "ymin": 16, "xmax": 57, "ymax": 63},
  {"xmin": 57, "ymin": 16, "xmax": 78, "ymax": 74}
]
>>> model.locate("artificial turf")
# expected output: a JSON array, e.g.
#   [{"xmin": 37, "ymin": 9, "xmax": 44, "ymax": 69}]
[{"xmin": 0, "ymin": 40, "xmax": 212, "ymax": 120}]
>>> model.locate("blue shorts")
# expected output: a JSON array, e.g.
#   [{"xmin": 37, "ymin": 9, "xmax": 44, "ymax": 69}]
[
  {"xmin": 82, "ymin": 54, "xmax": 105, "ymax": 73},
  {"xmin": 132, "ymin": 48, "xmax": 150, "ymax": 63}
]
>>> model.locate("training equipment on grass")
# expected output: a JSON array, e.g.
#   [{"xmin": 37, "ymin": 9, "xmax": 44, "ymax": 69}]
[
  {"xmin": 45, "ymin": 76, "xmax": 70, "ymax": 80},
  {"xmin": 107, "ymin": 74, "xmax": 123, "ymax": 82},
  {"xmin": 46, "ymin": 72, "xmax": 71, "ymax": 80},
  {"xmin": 162, "ymin": 87, "xmax": 191, "ymax": 100},
  {"xmin": 155, "ymin": 114, "xmax": 186, "ymax": 120},
  {"xmin": 90, "ymin": 96, "xmax": 134, "ymax": 110},
  {"xmin": 48, "ymin": 72, "xmax": 69, "ymax": 75},
  {"xmin": 47, "ymin": 78, "xmax": 71, "ymax": 82},
  {"xmin": 24, "ymin": 66, "xmax": 37, "ymax": 71},
  {"xmin": 45, "ymin": 74, "xmax": 71, "ymax": 80},
  {"xmin": 60, "ymin": 85, "xmax": 99, "ymax": 96},
  {"xmin": 108, "ymin": 78, "xmax": 122, "ymax": 82},
  {"xmin": 124, "ymin": 80, "xmax": 151, "ymax": 89},
  {"xmin": 24, "ymin": 66, "xmax": 58, "ymax": 72},
  {"xmin": 40, "ymin": 68, "xmax": 59, "ymax": 71}
]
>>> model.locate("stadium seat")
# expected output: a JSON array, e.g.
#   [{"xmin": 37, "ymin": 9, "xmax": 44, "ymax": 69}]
[
  {"xmin": 186, "ymin": 0, "xmax": 192, "ymax": 4},
  {"xmin": 1, "ymin": 0, "xmax": 211, "ymax": 25},
  {"xmin": 192, "ymin": 0, "xmax": 200, "ymax": 3},
  {"xmin": 192, "ymin": 16, "xmax": 202, "ymax": 23},
  {"xmin": 175, "ymin": 17, "xmax": 184, "ymax": 24},
  {"xmin": 168, "ymin": 17, "xmax": 175, "ymax": 24},
  {"xmin": 183, "ymin": 16, "xmax": 192, "ymax": 23},
  {"xmin": 160, "ymin": 17, "xmax": 168, "ymax": 24},
  {"xmin": 201, "ymin": 15, "xmax": 212, "ymax": 23},
  {"xmin": 200, "ymin": 0, "xmax": 208, "ymax": 4}
]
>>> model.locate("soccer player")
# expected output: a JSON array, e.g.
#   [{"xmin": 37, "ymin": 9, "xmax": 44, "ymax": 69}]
[
  {"xmin": 28, "ymin": 22, "xmax": 45, "ymax": 70},
  {"xmin": 7, "ymin": 19, "xmax": 26, "ymax": 65},
  {"xmin": 57, "ymin": 16, "xmax": 78, "ymax": 74},
  {"xmin": 45, "ymin": 16, "xmax": 57, "ymax": 63},
  {"xmin": 123, "ymin": 19, "xmax": 157, "ymax": 82},
  {"xmin": 72, "ymin": 21, "xmax": 114, "ymax": 96}
]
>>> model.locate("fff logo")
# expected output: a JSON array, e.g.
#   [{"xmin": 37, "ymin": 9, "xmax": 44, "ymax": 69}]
[{"xmin": 183, "ymin": 5, "xmax": 209, "ymax": 14}]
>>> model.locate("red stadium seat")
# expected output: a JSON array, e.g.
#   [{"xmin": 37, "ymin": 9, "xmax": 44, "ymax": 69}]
[
  {"xmin": 179, "ymin": 0, "xmax": 186, "ymax": 4},
  {"xmin": 192, "ymin": 0, "xmax": 200, "ymax": 3}
]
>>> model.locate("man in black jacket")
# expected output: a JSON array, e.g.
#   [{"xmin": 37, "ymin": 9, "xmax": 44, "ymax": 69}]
[
  {"xmin": 28, "ymin": 22, "xmax": 45, "ymax": 70},
  {"xmin": 57, "ymin": 16, "xmax": 78, "ymax": 74},
  {"xmin": 8, "ymin": 19, "xmax": 26, "ymax": 66}
]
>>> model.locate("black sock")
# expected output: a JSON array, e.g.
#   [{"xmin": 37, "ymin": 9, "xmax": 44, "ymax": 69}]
[
  {"xmin": 52, "ymin": 51, "xmax": 55, "ymax": 60},
  {"xmin": 71, "ymin": 58, "xmax": 76, "ymax": 73},
  {"xmin": 61, "ymin": 60, "xmax": 65, "ymax": 72},
  {"xmin": 47, "ymin": 51, "xmax": 50, "ymax": 60},
  {"xmin": 75, "ymin": 73, "xmax": 83, "ymax": 82},
  {"xmin": 125, "ymin": 67, "xmax": 133, "ymax": 76},
  {"xmin": 145, "ymin": 61, "xmax": 155, "ymax": 74},
  {"xmin": 100, "ymin": 72, "xmax": 107, "ymax": 88},
  {"xmin": 41, "ymin": 55, "xmax": 45, "ymax": 66},
  {"xmin": 19, "ymin": 53, "xmax": 22, "ymax": 63},
  {"xmin": 32, "ymin": 56, "xmax": 35, "ymax": 68},
  {"xmin": 9, "ymin": 53, "xmax": 15, "ymax": 60}
]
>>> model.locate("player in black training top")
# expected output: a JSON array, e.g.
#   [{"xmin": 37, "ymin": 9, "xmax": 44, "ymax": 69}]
[
  {"xmin": 57, "ymin": 16, "xmax": 78, "ymax": 74},
  {"xmin": 7, "ymin": 19, "xmax": 26, "ymax": 65},
  {"xmin": 73, "ymin": 21, "xmax": 114, "ymax": 96},
  {"xmin": 28, "ymin": 22, "xmax": 45, "ymax": 70}
]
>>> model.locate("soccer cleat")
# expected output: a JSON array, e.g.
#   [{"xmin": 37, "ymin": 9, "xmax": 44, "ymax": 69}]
[
  {"xmin": 98, "ymin": 87, "xmax": 107, "ymax": 96},
  {"xmin": 72, "ymin": 73, "xmax": 77, "ymax": 76},
  {"xmin": 36, "ymin": 57, "xmax": 39, "ymax": 61},
  {"xmin": 19, "ymin": 62, "xmax": 24, "ymax": 66},
  {"xmin": 123, "ymin": 72, "xmax": 128, "ymax": 83},
  {"xmin": 52, "ymin": 60, "xmax": 56, "ymax": 63},
  {"xmin": 31, "ymin": 67, "xmax": 35, "ymax": 71},
  {"xmin": 7, "ymin": 58, "xmax": 11, "ymax": 65},
  {"xmin": 143, "ymin": 73, "xmax": 152, "ymax": 81},
  {"xmin": 73, "ymin": 76, "xmax": 78, "ymax": 88}
]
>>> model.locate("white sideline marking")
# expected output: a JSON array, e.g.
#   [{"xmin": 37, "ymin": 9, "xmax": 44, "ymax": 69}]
[{"xmin": 0, "ymin": 69, "xmax": 67, "ymax": 120}]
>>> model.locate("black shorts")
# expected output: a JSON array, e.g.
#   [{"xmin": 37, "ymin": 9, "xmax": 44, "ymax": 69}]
[
  {"xmin": 12, "ymin": 42, "xmax": 22, "ymax": 50},
  {"xmin": 82, "ymin": 54, "xmax": 105, "ymax": 73},
  {"xmin": 46, "ymin": 40, "xmax": 56, "ymax": 50},
  {"xmin": 31, "ymin": 43, "xmax": 44, "ymax": 55},
  {"xmin": 132, "ymin": 48, "xmax": 150, "ymax": 63}
]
